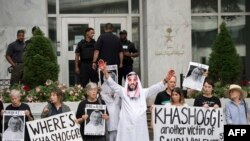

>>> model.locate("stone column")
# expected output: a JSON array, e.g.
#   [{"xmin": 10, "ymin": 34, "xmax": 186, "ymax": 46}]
[{"xmin": 142, "ymin": 0, "xmax": 192, "ymax": 105}]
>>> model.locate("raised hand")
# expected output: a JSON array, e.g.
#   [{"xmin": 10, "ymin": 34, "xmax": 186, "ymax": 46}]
[
  {"xmin": 98, "ymin": 59, "xmax": 108, "ymax": 74},
  {"xmin": 167, "ymin": 69, "xmax": 175, "ymax": 81},
  {"xmin": 98, "ymin": 59, "xmax": 106, "ymax": 70}
]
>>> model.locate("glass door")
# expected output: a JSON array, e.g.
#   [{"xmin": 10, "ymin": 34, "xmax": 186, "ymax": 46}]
[
  {"xmin": 60, "ymin": 17, "xmax": 127, "ymax": 86},
  {"xmin": 60, "ymin": 18, "xmax": 94, "ymax": 86}
]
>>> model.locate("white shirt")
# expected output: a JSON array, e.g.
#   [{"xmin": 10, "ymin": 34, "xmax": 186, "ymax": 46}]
[{"xmin": 3, "ymin": 129, "xmax": 24, "ymax": 140}]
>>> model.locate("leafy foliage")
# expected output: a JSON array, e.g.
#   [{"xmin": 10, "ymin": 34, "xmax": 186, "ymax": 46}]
[
  {"xmin": 23, "ymin": 28, "xmax": 59, "ymax": 88},
  {"xmin": 208, "ymin": 22, "xmax": 241, "ymax": 85}
]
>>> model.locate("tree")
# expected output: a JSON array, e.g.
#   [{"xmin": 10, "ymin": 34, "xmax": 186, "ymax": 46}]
[
  {"xmin": 208, "ymin": 22, "xmax": 241, "ymax": 85},
  {"xmin": 23, "ymin": 29, "xmax": 59, "ymax": 88}
]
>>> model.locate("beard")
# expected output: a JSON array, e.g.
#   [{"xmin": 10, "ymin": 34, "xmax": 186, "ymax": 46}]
[{"xmin": 128, "ymin": 84, "xmax": 137, "ymax": 91}]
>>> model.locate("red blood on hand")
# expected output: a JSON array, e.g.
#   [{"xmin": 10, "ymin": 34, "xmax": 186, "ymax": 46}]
[
  {"xmin": 167, "ymin": 69, "xmax": 175, "ymax": 80},
  {"xmin": 98, "ymin": 59, "xmax": 105, "ymax": 69}
]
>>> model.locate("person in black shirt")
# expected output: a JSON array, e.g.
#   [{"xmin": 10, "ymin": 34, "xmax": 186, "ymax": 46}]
[
  {"xmin": 5, "ymin": 30, "xmax": 25, "ymax": 86},
  {"xmin": 25, "ymin": 26, "xmax": 39, "ymax": 49},
  {"xmin": 4, "ymin": 89, "xmax": 34, "ymax": 141},
  {"xmin": 92, "ymin": 23, "xmax": 123, "ymax": 84},
  {"xmin": 154, "ymin": 70, "xmax": 177, "ymax": 105},
  {"xmin": 118, "ymin": 30, "xmax": 139, "ymax": 85},
  {"xmin": 76, "ymin": 82, "xmax": 109, "ymax": 141},
  {"xmin": 193, "ymin": 79, "xmax": 221, "ymax": 108},
  {"xmin": 75, "ymin": 27, "xmax": 99, "ymax": 87}
]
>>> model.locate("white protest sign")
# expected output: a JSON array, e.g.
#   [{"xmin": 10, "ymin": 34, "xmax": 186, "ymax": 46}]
[
  {"xmin": 98, "ymin": 64, "xmax": 118, "ymax": 85},
  {"xmin": 2, "ymin": 110, "xmax": 26, "ymax": 141},
  {"xmin": 182, "ymin": 62, "xmax": 209, "ymax": 91},
  {"xmin": 153, "ymin": 106, "xmax": 224, "ymax": 141},
  {"xmin": 26, "ymin": 111, "xmax": 82, "ymax": 141},
  {"xmin": 84, "ymin": 104, "xmax": 106, "ymax": 136}
]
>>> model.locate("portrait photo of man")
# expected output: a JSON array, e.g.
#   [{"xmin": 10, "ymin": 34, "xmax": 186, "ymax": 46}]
[
  {"xmin": 84, "ymin": 110, "xmax": 105, "ymax": 135},
  {"xmin": 98, "ymin": 64, "xmax": 118, "ymax": 85},
  {"xmin": 182, "ymin": 62, "xmax": 209, "ymax": 91},
  {"xmin": 2, "ymin": 116, "xmax": 25, "ymax": 140}
]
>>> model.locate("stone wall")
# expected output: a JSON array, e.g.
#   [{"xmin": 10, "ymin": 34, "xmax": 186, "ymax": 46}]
[
  {"xmin": 0, "ymin": 0, "xmax": 47, "ymax": 79},
  {"xmin": 143, "ymin": 0, "xmax": 192, "ymax": 104}
]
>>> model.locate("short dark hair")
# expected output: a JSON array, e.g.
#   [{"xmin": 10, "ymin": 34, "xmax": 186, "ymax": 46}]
[
  {"xmin": 84, "ymin": 27, "xmax": 94, "ymax": 35},
  {"xmin": 119, "ymin": 30, "xmax": 127, "ymax": 35},
  {"xmin": 32, "ymin": 26, "xmax": 39, "ymax": 33},
  {"xmin": 104, "ymin": 23, "xmax": 113, "ymax": 30},
  {"xmin": 17, "ymin": 30, "xmax": 25, "ymax": 35},
  {"xmin": 203, "ymin": 78, "xmax": 214, "ymax": 87}
]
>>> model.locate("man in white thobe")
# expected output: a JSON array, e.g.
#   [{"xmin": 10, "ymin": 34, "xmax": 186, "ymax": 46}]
[{"xmin": 100, "ymin": 65, "xmax": 167, "ymax": 141}]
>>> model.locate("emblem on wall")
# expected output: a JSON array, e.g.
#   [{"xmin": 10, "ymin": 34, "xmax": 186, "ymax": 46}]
[
  {"xmin": 165, "ymin": 28, "xmax": 174, "ymax": 45},
  {"xmin": 155, "ymin": 26, "xmax": 185, "ymax": 55}
]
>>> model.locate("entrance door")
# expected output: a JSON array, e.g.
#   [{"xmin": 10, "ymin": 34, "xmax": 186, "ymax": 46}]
[{"xmin": 60, "ymin": 17, "xmax": 127, "ymax": 86}]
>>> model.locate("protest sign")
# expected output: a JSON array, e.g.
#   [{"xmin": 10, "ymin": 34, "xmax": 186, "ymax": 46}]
[
  {"xmin": 153, "ymin": 105, "xmax": 224, "ymax": 141},
  {"xmin": 84, "ymin": 104, "xmax": 106, "ymax": 136},
  {"xmin": 2, "ymin": 110, "xmax": 25, "ymax": 141},
  {"xmin": 26, "ymin": 111, "xmax": 82, "ymax": 141},
  {"xmin": 182, "ymin": 62, "xmax": 209, "ymax": 91},
  {"xmin": 98, "ymin": 64, "xmax": 118, "ymax": 84}
]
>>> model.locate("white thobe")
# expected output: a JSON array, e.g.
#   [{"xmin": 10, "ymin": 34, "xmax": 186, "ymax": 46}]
[
  {"xmin": 105, "ymin": 77, "xmax": 165, "ymax": 141},
  {"xmin": 100, "ymin": 82, "xmax": 121, "ymax": 131}
]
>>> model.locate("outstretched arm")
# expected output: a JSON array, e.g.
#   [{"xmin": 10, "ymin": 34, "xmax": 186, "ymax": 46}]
[
  {"xmin": 145, "ymin": 80, "xmax": 166, "ymax": 98},
  {"xmin": 145, "ymin": 71, "xmax": 170, "ymax": 98},
  {"xmin": 99, "ymin": 61, "xmax": 124, "ymax": 98}
]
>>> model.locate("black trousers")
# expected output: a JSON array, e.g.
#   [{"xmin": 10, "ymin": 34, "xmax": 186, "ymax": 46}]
[
  {"xmin": 10, "ymin": 63, "xmax": 24, "ymax": 86},
  {"xmin": 118, "ymin": 65, "xmax": 133, "ymax": 85},
  {"xmin": 80, "ymin": 63, "xmax": 99, "ymax": 87}
]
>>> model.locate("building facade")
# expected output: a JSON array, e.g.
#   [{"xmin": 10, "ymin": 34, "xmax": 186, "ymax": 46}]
[{"xmin": 0, "ymin": 0, "xmax": 249, "ymax": 89}]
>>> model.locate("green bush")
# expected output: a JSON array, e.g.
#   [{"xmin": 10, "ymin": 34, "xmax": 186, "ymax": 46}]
[
  {"xmin": 23, "ymin": 29, "xmax": 59, "ymax": 88},
  {"xmin": 208, "ymin": 22, "xmax": 241, "ymax": 85}
]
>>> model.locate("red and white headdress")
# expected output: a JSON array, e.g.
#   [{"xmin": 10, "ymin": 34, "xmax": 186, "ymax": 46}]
[{"xmin": 124, "ymin": 72, "xmax": 142, "ymax": 98}]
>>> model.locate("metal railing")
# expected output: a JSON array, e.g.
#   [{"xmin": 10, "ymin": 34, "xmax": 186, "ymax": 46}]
[{"xmin": 0, "ymin": 79, "xmax": 10, "ymax": 90}]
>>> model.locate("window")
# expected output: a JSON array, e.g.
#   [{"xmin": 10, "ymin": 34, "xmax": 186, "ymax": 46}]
[
  {"xmin": 48, "ymin": 0, "xmax": 56, "ymax": 14},
  {"xmin": 191, "ymin": 0, "xmax": 250, "ymax": 81},
  {"xmin": 59, "ymin": 0, "xmax": 128, "ymax": 14}
]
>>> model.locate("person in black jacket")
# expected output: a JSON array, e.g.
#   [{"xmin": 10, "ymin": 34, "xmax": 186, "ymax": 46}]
[
  {"xmin": 118, "ymin": 30, "xmax": 139, "ymax": 85},
  {"xmin": 75, "ymin": 27, "xmax": 99, "ymax": 87},
  {"xmin": 92, "ymin": 23, "xmax": 123, "ymax": 84}
]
